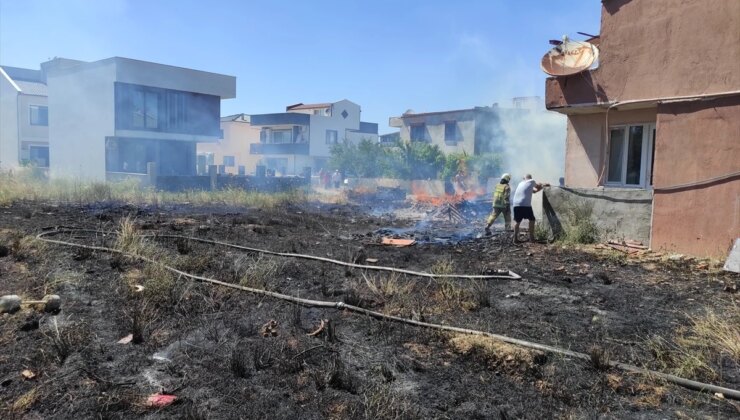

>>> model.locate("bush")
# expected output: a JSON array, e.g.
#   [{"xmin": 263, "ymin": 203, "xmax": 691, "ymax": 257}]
[{"xmin": 560, "ymin": 199, "xmax": 600, "ymax": 244}]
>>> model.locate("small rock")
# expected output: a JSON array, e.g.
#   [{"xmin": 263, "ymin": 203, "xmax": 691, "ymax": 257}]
[{"xmin": 0, "ymin": 295, "xmax": 22, "ymax": 314}]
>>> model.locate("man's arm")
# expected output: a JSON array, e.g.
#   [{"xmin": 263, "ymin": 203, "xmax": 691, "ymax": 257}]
[{"xmin": 533, "ymin": 182, "xmax": 551, "ymax": 193}]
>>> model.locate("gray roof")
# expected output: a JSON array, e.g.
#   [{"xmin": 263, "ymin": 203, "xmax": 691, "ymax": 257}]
[
  {"xmin": 1, "ymin": 65, "xmax": 44, "ymax": 82},
  {"xmin": 15, "ymin": 80, "xmax": 47, "ymax": 96}
]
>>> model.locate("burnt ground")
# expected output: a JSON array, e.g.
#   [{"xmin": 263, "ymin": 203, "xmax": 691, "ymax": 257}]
[{"xmin": 0, "ymin": 200, "xmax": 739, "ymax": 419}]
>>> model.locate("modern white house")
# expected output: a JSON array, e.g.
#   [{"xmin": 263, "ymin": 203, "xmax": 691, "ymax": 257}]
[
  {"xmin": 0, "ymin": 66, "xmax": 50, "ymax": 169},
  {"xmin": 248, "ymin": 100, "xmax": 378, "ymax": 175},
  {"xmin": 36, "ymin": 57, "xmax": 236, "ymax": 180}
]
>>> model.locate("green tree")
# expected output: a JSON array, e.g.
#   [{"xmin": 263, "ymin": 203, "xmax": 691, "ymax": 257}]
[{"xmin": 470, "ymin": 153, "xmax": 503, "ymax": 183}]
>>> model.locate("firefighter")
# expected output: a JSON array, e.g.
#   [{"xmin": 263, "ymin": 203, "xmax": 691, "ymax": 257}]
[{"xmin": 484, "ymin": 173, "xmax": 512, "ymax": 235}]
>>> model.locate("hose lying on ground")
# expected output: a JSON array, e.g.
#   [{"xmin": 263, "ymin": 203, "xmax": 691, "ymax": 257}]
[
  {"xmin": 46, "ymin": 228, "xmax": 521, "ymax": 280},
  {"xmin": 146, "ymin": 233, "xmax": 521, "ymax": 280},
  {"xmin": 35, "ymin": 230, "xmax": 740, "ymax": 401}
]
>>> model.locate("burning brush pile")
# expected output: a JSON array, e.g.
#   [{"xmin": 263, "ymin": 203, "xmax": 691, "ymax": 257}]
[{"xmin": 372, "ymin": 187, "xmax": 492, "ymax": 246}]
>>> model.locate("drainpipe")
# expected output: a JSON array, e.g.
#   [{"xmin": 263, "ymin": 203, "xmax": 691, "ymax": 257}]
[{"xmin": 595, "ymin": 89, "xmax": 740, "ymax": 250}]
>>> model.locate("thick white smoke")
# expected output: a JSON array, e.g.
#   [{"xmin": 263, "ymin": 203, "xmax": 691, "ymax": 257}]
[{"xmin": 499, "ymin": 107, "xmax": 566, "ymax": 185}]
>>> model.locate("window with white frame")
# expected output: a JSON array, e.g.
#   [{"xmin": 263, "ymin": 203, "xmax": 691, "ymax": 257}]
[
  {"xmin": 606, "ymin": 123, "xmax": 655, "ymax": 187},
  {"xmin": 223, "ymin": 156, "xmax": 235, "ymax": 167}
]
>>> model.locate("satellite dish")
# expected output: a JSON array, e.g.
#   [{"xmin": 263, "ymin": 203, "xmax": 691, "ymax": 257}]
[{"xmin": 540, "ymin": 36, "xmax": 599, "ymax": 77}]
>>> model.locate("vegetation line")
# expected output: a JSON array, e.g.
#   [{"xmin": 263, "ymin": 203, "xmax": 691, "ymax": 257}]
[{"xmin": 35, "ymin": 230, "xmax": 740, "ymax": 401}]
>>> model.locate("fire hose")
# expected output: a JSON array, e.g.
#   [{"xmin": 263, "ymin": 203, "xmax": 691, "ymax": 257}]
[{"xmin": 35, "ymin": 229, "xmax": 740, "ymax": 401}]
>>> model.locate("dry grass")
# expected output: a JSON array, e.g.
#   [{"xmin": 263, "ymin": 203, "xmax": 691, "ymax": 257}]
[
  {"xmin": 448, "ymin": 334, "xmax": 545, "ymax": 375},
  {"xmin": 4, "ymin": 233, "xmax": 48, "ymax": 261},
  {"xmin": 362, "ymin": 272, "xmax": 415, "ymax": 315},
  {"xmin": 114, "ymin": 217, "xmax": 145, "ymax": 255},
  {"xmin": 646, "ymin": 307, "xmax": 740, "ymax": 380},
  {"xmin": 0, "ymin": 171, "xmax": 306, "ymax": 209},
  {"xmin": 351, "ymin": 384, "xmax": 419, "ymax": 420},
  {"xmin": 239, "ymin": 256, "xmax": 281, "ymax": 290},
  {"xmin": 44, "ymin": 269, "xmax": 83, "ymax": 294},
  {"xmin": 430, "ymin": 257, "xmax": 454, "ymax": 275},
  {"xmin": 11, "ymin": 387, "xmax": 39, "ymax": 413}
]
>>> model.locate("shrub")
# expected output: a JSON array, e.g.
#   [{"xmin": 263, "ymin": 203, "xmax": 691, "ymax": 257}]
[{"xmin": 560, "ymin": 199, "xmax": 600, "ymax": 244}]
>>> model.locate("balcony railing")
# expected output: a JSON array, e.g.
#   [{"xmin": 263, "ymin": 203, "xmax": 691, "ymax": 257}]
[{"xmin": 250, "ymin": 143, "xmax": 310, "ymax": 155}]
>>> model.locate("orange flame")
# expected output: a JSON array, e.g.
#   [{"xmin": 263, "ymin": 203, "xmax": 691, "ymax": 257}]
[{"xmin": 411, "ymin": 185, "xmax": 486, "ymax": 206}]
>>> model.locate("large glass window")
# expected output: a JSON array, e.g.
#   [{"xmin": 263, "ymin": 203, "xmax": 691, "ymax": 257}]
[
  {"xmin": 115, "ymin": 82, "xmax": 219, "ymax": 135},
  {"xmin": 272, "ymin": 129, "xmax": 292, "ymax": 144},
  {"xmin": 29, "ymin": 105, "xmax": 48, "ymax": 126},
  {"xmin": 607, "ymin": 123, "xmax": 655, "ymax": 187}
]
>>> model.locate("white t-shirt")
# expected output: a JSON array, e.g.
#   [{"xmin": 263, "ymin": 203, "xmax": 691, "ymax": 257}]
[{"xmin": 512, "ymin": 179, "xmax": 536, "ymax": 207}]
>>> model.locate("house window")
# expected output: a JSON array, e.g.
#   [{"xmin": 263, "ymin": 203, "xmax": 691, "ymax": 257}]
[
  {"xmin": 29, "ymin": 105, "xmax": 48, "ymax": 126},
  {"xmin": 606, "ymin": 123, "xmax": 655, "ymax": 187},
  {"xmin": 115, "ymin": 82, "xmax": 220, "ymax": 135},
  {"xmin": 326, "ymin": 129, "xmax": 338, "ymax": 144},
  {"xmin": 223, "ymin": 156, "xmax": 235, "ymax": 167},
  {"xmin": 444, "ymin": 121, "xmax": 457, "ymax": 142},
  {"xmin": 410, "ymin": 124, "xmax": 425, "ymax": 141},
  {"xmin": 29, "ymin": 145, "xmax": 49, "ymax": 167},
  {"xmin": 272, "ymin": 129, "xmax": 292, "ymax": 144}
]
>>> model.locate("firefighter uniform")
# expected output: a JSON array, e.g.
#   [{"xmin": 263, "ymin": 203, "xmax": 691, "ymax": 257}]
[{"xmin": 485, "ymin": 174, "xmax": 512, "ymax": 232}]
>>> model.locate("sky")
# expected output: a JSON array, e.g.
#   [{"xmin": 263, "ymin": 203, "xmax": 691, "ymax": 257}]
[{"xmin": 0, "ymin": 0, "xmax": 601, "ymax": 134}]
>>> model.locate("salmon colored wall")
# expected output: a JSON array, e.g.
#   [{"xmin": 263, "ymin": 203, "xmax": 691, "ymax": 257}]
[
  {"xmin": 198, "ymin": 121, "xmax": 260, "ymax": 175},
  {"xmin": 651, "ymin": 96, "xmax": 740, "ymax": 256},
  {"xmin": 546, "ymin": 0, "xmax": 740, "ymax": 109},
  {"xmin": 565, "ymin": 108, "xmax": 656, "ymax": 187}
]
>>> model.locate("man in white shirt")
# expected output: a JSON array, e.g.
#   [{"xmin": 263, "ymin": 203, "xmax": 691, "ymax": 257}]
[{"xmin": 512, "ymin": 174, "xmax": 549, "ymax": 243}]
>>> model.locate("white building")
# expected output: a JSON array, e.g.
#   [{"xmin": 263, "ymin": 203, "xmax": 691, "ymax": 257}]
[
  {"xmin": 0, "ymin": 66, "xmax": 50, "ymax": 169},
  {"xmin": 248, "ymin": 100, "xmax": 378, "ymax": 175},
  {"xmin": 1, "ymin": 57, "xmax": 236, "ymax": 180},
  {"xmin": 44, "ymin": 57, "xmax": 236, "ymax": 180}
]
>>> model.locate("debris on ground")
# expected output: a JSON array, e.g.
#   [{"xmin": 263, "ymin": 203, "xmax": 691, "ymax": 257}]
[
  {"xmin": 260, "ymin": 319, "xmax": 279, "ymax": 337},
  {"xmin": 117, "ymin": 334, "xmax": 134, "ymax": 344},
  {"xmin": 21, "ymin": 370, "xmax": 35, "ymax": 380},
  {"xmin": 381, "ymin": 237, "xmax": 416, "ymax": 247},
  {"xmin": 0, "ymin": 294, "xmax": 22, "ymax": 314},
  {"xmin": 145, "ymin": 393, "xmax": 177, "ymax": 408}
]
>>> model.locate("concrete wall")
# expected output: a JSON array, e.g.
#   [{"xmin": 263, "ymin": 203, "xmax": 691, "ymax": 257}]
[
  {"xmin": 47, "ymin": 60, "xmax": 117, "ymax": 180},
  {"xmin": 546, "ymin": 0, "xmax": 740, "ymax": 108},
  {"xmin": 544, "ymin": 187, "xmax": 653, "ymax": 244},
  {"xmin": 397, "ymin": 111, "xmax": 477, "ymax": 154},
  {"xmin": 651, "ymin": 96, "xmax": 740, "ymax": 257},
  {"xmin": 0, "ymin": 72, "xmax": 19, "ymax": 169},
  {"xmin": 198, "ymin": 120, "xmax": 261, "ymax": 175},
  {"xmin": 114, "ymin": 58, "xmax": 236, "ymax": 99},
  {"xmin": 564, "ymin": 108, "xmax": 656, "ymax": 187}
]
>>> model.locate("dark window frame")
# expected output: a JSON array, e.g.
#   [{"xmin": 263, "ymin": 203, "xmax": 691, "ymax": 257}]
[
  {"xmin": 410, "ymin": 123, "xmax": 426, "ymax": 142},
  {"xmin": 444, "ymin": 121, "xmax": 457, "ymax": 142},
  {"xmin": 115, "ymin": 82, "xmax": 220, "ymax": 136}
]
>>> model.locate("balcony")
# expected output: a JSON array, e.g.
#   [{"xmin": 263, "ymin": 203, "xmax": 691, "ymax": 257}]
[
  {"xmin": 250, "ymin": 143, "xmax": 309, "ymax": 155},
  {"xmin": 545, "ymin": 71, "xmax": 609, "ymax": 113}
]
